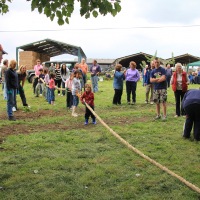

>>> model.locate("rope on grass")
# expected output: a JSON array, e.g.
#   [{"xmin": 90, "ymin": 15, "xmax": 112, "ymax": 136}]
[{"xmin": 84, "ymin": 102, "xmax": 200, "ymax": 194}]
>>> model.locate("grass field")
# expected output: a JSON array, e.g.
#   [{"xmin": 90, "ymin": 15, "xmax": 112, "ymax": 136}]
[{"xmin": 0, "ymin": 79, "xmax": 200, "ymax": 200}]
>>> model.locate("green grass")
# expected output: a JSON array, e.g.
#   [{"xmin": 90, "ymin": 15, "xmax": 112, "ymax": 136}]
[{"xmin": 1, "ymin": 80, "xmax": 200, "ymax": 200}]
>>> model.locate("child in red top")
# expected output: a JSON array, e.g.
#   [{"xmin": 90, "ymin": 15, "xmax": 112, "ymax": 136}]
[
  {"xmin": 80, "ymin": 84, "xmax": 96, "ymax": 125},
  {"xmin": 49, "ymin": 73, "xmax": 56, "ymax": 105}
]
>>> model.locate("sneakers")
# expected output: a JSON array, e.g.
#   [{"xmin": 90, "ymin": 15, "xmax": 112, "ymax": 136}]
[
  {"xmin": 145, "ymin": 100, "xmax": 148, "ymax": 104},
  {"xmin": 150, "ymin": 101, "xmax": 154, "ymax": 105},
  {"xmin": 131, "ymin": 102, "xmax": 135, "ymax": 105},
  {"xmin": 174, "ymin": 115, "xmax": 179, "ymax": 118},
  {"xmin": 72, "ymin": 113, "xmax": 78, "ymax": 117},
  {"xmin": 85, "ymin": 119, "xmax": 88, "ymax": 125},
  {"xmin": 154, "ymin": 115, "xmax": 161, "ymax": 120},
  {"xmin": 8, "ymin": 116, "xmax": 16, "ymax": 121},
  {"xmin": 12, "ymin": 107, "xmax": 17, "ymax": 112},
  {"xmin": 162, "ymin": 116, "xmax": 167, "ymax": 121},
  {"xmin": 127, "ymin": 102, "xmax": 130, "ymax": 105},
  {"xmin": 92, "ymin": 120, "xmax": 97, "ymax": 125},
  {"xmin": 24, "ymin": 104, "xmax": 31, "ymax": 108}
]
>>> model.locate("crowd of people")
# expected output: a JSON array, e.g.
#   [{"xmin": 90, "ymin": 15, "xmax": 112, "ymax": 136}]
[
  {"xmin": 0, "ymin": 54, "xmax": 101, "ymax": 125},
  {"xmin": 1, "ymin": 44, "xmax": 200, "ymax": 140}
]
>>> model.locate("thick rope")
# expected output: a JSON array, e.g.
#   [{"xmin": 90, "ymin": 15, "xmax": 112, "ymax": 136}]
[{"xmin": 84, "ymin": 102, "xmax": 200, "ymax": 194}]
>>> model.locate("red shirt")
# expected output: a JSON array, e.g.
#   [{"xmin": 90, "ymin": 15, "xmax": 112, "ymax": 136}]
[
  {"xmin": 81, "ymin": 91, "xmax": 94, "ymax": 106},
  {"xmin": 49, "ymin": 78, "xmax": 55, "ymax": 89}
]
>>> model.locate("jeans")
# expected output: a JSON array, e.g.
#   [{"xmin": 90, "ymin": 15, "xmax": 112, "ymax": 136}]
[
  {"xmin": 91, "ymin": 75, "xmax": 98, "ymax": 93},
  {"xmin": 72, "ymin": 95, "xmax": 79, "ymax": 107},
  {"xmin": 49, "ymin": 88, "xmax": 55, "ymax": 103},
  {"xmin": 35, "ymin": 83, "xmax": 44, "ymax": 97},
  {"xmin": 2, "ymin": 82, "xmax": 7, "ymax": 100},
  {"xmin": 7, "ymin": 89, "xmax": 16, "ymax": 117}
]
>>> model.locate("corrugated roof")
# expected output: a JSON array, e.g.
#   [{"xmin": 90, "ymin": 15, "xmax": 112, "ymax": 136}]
[{"xmin": 16, "ymin": 38, "xmax": 86, "ymax": 59}]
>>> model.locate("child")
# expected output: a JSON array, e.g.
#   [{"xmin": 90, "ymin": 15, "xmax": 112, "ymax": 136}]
[
  {"xmin": 43, "ymin": 68, "xmax": 49, "ymax": 101},
  {"xmin": 35, "ymin": 68, "xmax": 45, "ymax": 97},
  {"xmin": 65, "ymin": 73, "xmax": 73, "ymax": 109},
  {"xmin": 80, "ymin": 84, "xmax": 96, "ymax": 125},
  {"xmin": 49, "ymin": 73, "xmax": 56, "ymax": 105},
  {"xmin": 113, "ymin": 64, "xmax": 125, "ymax": 105},
  {"xmin": 71, "ymin": 70, "xmax": 82, "ymax": 117}
]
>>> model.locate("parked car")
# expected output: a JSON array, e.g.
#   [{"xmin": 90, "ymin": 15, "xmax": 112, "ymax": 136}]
[{"xmin": 27, "ymin": 61, "xmax": 76, "ymax": 83}]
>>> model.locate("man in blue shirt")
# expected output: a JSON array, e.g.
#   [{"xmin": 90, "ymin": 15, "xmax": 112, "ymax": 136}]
[
  {"xmin": 182, "ymin": 89, "xmax": 200, "ymax": 141},
  {"xmin": 150, "ymin": 58, "xmax": 167, "ymax": 120}
]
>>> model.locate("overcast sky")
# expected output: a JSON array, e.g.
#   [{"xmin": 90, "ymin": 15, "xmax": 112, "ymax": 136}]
[{"xmin": 1, "ymin": 0, "xmax": 200, "ymax": 63}]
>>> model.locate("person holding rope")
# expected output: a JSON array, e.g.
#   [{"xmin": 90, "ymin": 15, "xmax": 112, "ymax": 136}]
[
  {"xmin": 17, "ymin": 65, "xmax": 30, "ymax": 108},
  {"xmin": 48, "ymin": 73, "xmax": 56, "ymax": 105},
  {"xmin": 71, "ymin": 70, "xmax": 82, "ymax": 117},
  {"xmin": 80, "ymin": 84, "xmax": 96, "ymax": 125}
]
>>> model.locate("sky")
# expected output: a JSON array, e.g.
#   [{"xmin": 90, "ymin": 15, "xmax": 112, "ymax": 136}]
[{"xmin": 1, "ymin": 0, "xmax": 200, "ymax": 63}]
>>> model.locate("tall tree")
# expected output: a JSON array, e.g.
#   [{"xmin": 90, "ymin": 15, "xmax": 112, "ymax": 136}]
[{"xmin": 0, "ymin": 0, "xmax": 121, "ymax": 25}]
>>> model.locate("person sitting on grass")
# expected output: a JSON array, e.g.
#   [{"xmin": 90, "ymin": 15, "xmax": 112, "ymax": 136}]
[{"xmin": 80, "ymin": 84, "xmax": 96, "ymax": 125}]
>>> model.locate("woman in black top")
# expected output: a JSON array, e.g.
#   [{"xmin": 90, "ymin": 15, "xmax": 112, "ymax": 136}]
[
  {"xmin": 5, "ymin": 59, "xmax": 18, "ymax": 121},
  {"xmin": 17, "ymin": 65, "xmax": 29, "ymax": 107}
]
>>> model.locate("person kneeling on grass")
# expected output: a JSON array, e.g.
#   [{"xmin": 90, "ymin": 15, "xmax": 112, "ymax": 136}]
[{"xmin": 80, "ymin": 84, "xmax": 96, "ymax": 125}]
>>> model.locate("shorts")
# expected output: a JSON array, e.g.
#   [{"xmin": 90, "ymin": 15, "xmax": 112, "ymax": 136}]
[{"xmin": 153, "ymin": 89, "xmax": 167, "ymax": 104}]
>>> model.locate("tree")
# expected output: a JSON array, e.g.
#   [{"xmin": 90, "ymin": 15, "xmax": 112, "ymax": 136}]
[
  {"xmin": 0, "ymin": 0, "xmax": 121, "ymax": 25},
  {"xmin": 140, "ymin": 51, "xmax": 157, "ymax": 69}
]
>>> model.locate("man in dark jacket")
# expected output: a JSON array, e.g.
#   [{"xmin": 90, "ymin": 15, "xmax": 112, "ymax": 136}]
[{"xmin": 182, "ymin": 89, "xmax": 200, "ymax": 141}]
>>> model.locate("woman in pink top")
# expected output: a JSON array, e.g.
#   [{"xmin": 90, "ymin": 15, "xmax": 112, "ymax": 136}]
[{"xmin": 33, "ymin": 59, "xmax": 43, "ymax": 94}]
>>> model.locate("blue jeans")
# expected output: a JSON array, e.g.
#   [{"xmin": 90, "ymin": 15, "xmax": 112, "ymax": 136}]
[
  {"xmin": 91, "ymin": 75, "xmax": 98, "ymax": 92},
  {"xmin": 72, "ymin": 95, "xmax": 79, "ymax": 107},
  {"xmin": 2, "ymin": 82, "xmax": 7, "ymax": 100},
  {"xmin": 7, "ymin": 89, "xmax": 16, "ymax": 117},
  {"xmin": 49, "ymin": 88, "xmax": 55, "ymax": 103}
]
